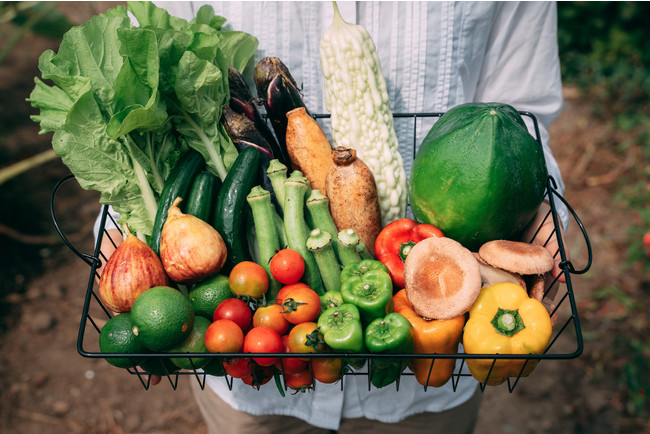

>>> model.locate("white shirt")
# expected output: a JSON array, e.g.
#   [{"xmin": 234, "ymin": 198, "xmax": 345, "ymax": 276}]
[{"xmin": 109, "ymin": 2, "xmax": 566, "ymax": 430}]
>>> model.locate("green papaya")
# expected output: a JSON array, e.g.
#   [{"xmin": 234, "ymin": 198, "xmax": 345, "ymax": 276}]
[{"xmin": 408, "ymin": 102, "xmax": 548, "ymax": 251}]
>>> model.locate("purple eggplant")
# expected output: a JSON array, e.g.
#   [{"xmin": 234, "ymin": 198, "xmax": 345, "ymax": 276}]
[
  {"xmin": 254, "ymin": 57, "xmax": 307, "ymax": 168},
  {"xmin": 227, "ymin": 66, "xmax": 288, "ymax": 166}
]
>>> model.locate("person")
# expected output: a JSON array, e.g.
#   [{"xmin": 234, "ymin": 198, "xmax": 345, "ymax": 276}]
[{"xmin": 96, "ymin": 2, "xmax": 569, "ymax": 433}]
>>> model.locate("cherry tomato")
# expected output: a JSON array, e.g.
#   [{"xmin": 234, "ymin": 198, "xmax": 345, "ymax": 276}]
[
  {"xmin": 213, "ymin": 298, "xmax": 252, "ymax": 331},
  {"xmin": 287, "ymin": 322, "xmax": 325, "ymax": 358},
  {"xmin": 228, "ymin": 261, "xmax": 269, "ymax": 299},
  {"xmin": 243, "ymin": 326, "xmax": 283, "ymax": 366},
  {"xmin": 284, "ymin": 369, "xmax": 314, "ymax": 391},
  {"xmin": 253, "ymin": 304, "xmax": 290, "ymax": 335},
  {"xmin": 270, "ymin": 249, "xmax": 305, "ymax": 284},
  {"xmin": 312, "ymin": 357, "xmax": 343, "ymax": 384},
  {"xmin": 275, "ymin": 282, "xmax": 309, "ymax": 305},
  {"xmin": 279, "ymin": 285, "xmax": 321, "ymax": 324},
  {"xmin": 223, "ymin": 357, "xmax": 252, "ymax": 378},
  {"xmin": 241, "ymin": 365, "xmax": 275, "ymax": 387},
  {"xmin": 275, "ymin": 334, "xmax": 309, "ymax": 374},
  {"xmin": 204, "ymin": 319, "xmax": 244, "ymax": 353}
]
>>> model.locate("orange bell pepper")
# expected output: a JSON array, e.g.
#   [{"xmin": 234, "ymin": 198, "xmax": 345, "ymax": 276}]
[{"xmin": 393, "ymin": 289, "xmax": 466, "ymax": 387}]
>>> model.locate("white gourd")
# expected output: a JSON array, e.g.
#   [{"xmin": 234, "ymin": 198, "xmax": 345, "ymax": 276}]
[{"xmin": 319, "ymin": 2, "xmax": 407, "ymax": 226}]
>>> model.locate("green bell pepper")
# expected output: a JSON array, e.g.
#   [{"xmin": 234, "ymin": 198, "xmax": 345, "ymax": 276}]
[
  {"xmin": 320, "ymin": 290, "xmax": 344, "ymax": 313},
  {"xmin": 364, "ymin": 312, "xmax": 415, "ymax": 388},
  {"xmin": 340, "ymin": 259, "xmax": 394, "ymax": 324},
  {"xmin": 317, "ymin": 303, "xmax": 365, "ymax": 353}
]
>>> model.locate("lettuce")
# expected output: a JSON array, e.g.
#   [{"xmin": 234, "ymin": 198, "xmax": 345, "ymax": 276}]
[{"xmin": 28, "ymin": 2, "xmax": 258, "ymax": 239}]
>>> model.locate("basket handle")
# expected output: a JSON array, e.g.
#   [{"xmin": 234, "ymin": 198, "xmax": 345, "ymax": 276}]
[{"xmin": 50, "ymin": 175, "xmax": 100, "ymax": 267}]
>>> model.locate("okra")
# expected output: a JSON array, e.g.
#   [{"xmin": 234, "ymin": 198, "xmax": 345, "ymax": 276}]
[
  {"xmin": 246, "ymin": 185, "xmax": 283, "ymax": 301},
  {"xmin": 357, "ymin": 242, "xmax": 373, "ymax": 260},
  {"xmin": 337, "ymin": 228, "xmax": 362, "ymax": 266},
  {"xmin": 267, "ymin": 159, "xmax": 288, "ymax": 215},
  {"xmin": 307, "ymin": 228, "xmax": 341, "ymax": 293},
  {"xmin": 283, "ymin": 171, "xmax": 324, "ymax": 295},
  {"xmin": 306, "ymin": 190, "xmax": 341, "ymax": 260}
]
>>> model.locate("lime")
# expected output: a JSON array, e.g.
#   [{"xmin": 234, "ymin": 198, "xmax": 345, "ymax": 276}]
[
  {"xmin": 189, "ymin": 274, "xmax": 234, "ymax": 319},
  {"xmin": 131, "ymin": 286, "xmax": 194, "ymax": 351},
  {"xmin": 138, "ymin": 357, "xmax": 180, "ymax": 376},
  {"xmin": 99, "ymin": 313, "xmax": 147, "ymax": 368},
  {"xmin": 170, "ymin": 316, "xmax": 211, "ymax": 370}
]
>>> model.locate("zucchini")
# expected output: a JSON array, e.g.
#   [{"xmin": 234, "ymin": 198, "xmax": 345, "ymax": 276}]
[
  {"xmin": 213, "ymin": 147, "xmax": 261, "ymax": 271},
  {"xmin": 150, "ymin": 151, "xmax": 204, "ymax": 255},
  {"xmin": 186, "ymin": 170, "xmax": 221, "ymax": 223}
]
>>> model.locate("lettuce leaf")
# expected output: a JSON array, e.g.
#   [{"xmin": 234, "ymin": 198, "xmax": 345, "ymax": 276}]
[{"xmin": 29, "ymin": 1, "xmax": 259, "ymax": 240}]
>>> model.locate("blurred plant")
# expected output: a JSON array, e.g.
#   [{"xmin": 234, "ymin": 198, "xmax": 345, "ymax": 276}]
[
  {"xmin": 558, "ymin": 2, "xmax": 650, "ymax": 270},
  {"xmin": 0, "ymin": 2, "xmax": 72, "ymax": 184}
]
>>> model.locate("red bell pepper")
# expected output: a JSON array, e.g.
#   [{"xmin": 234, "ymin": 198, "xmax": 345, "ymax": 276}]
[{"xmin": 374, "ymin": 218, "xmax": 444, "ymax": 288}]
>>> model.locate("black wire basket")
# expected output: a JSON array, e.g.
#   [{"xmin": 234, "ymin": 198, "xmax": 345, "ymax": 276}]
[{"xmin": 51, "ymin": 112, "xmax": 592, "ymax": 393}]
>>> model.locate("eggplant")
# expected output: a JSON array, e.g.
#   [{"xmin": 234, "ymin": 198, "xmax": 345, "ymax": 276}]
[
  {"xmin": 227, "ymin": 66, "xmax": 289, "ymax": 167},
  {"xmin": 221, "ymin": 106, "xmax": 282, "ymax": 215},
  {"xmin": 254, "ymin": 57, "xmax": 307, "ymax": 168}
]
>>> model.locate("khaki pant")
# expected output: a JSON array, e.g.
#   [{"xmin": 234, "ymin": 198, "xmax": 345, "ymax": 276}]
[{"xmin": 190, "ymin": 380, "xmax": 482, "ymax": 434}]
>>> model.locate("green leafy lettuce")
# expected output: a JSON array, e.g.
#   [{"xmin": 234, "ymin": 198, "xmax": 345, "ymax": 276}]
[{"xmin": 28, "ymin": 1, "xmax": 258, "ymax": 239}]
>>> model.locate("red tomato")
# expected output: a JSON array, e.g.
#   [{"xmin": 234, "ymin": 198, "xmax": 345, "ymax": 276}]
[
  {"xmin": 252, "ymin": 304, "xmax": 290, "ymax": 335},
  {"xmin": 275, "ymin": 335, "xmax": 309, "ymax": 374},
  {"xmin": 287, "ymin": 322, "xmax": 325, "ymax": 358},
  {"xmin": 284, "ymin": 369, "xmax": 314, "ymax": 391},
  {"xmin": 312, "ymin": 357, "xmax": 343, "ymax": 384},
  {"xmin": 243, "ymin": 326, "xmax": 283, "ymax": 366},
  {"xmin": 279, "ymin": 285, "xmax": 321, "ymax": 324},
  {"xmin": 204, "ymin": 319, "xmax": 244, "ymax": 353},
  {"xmin": 223, "ymin": 357, "xmax": 252, "ymax": 378},
  {"xmin": 275, "ymin": 282, "xmax": 309, "ymax": 305},
  {"xmin": 270, "ymin": 249, "xmax": 305, "ymax": 284},
  {"xmin": 213, "ymin": 298, "xmax": 252, "ymax": 331},
  {"xmin": 228, "ymin": 261, "xmax": 269, "ymax": 299},
  {"xmin": 241, "ymin": 365, "xmax": 275, "ymax": 387}
]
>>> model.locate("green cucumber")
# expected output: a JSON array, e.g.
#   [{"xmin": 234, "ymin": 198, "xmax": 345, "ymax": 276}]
[
  {"xmin": 186, "ymin": 170, "xmax": 221, "ymax": 223},
  {"xmin": 214, "ymin": 147, "xmax": 261, "ymax": 271},
  {"xmin": 150, "ymin": 151, "xmax": 204, "ymax": 255}
]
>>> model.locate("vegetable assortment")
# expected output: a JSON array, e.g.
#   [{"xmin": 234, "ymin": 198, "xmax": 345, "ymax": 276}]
[{"xmin": 36, "ymin": 1, "xmax": 564, "ymax": 392}]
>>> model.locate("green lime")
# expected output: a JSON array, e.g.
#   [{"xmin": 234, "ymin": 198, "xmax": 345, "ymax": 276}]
[
  {"xmin": 131, "ymin": 286, "xmax": 194, "ymax": 352},
  {"xmin": 99, "ymin": 313, "xmax": 147, "ymax": 368},
  {"xmin": 189, "ymin": 274, "xmax": 234, "ymax": 319},
  {"xmin": 170, "ymin": 316, "xmax": 211, "ymax": 370},
  {"xmin": 138, "ymin": 357, "xmax": 180, "ymax": 376}
]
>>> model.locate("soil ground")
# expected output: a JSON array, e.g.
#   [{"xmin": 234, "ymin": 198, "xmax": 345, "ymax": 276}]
[{"xmin": 1, "ymin": 3, "xmax": 649, "ymax": 433}]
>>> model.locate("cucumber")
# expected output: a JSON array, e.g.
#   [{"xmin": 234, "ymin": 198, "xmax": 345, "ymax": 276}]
[
  {"xmin": 150, "ymin": 151, "xmax": 204, "ymax": 255},
  {"xmin": 213, "ymin": 147, "xmax": 261, "ymax": 271},
  {"xmin": 186, "ymin": 170, "xmax": 221, "ymax": 223}
]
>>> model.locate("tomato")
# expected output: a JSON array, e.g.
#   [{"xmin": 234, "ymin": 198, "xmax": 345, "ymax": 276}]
[
  {"xmin": 213, "ymin": 298, "xmax": 252, "ymax": 331},
  {"xmin": 287, "ymin": 322, "xmax": 325, "ymax": 358},
  {"xmin": 253, "ymin": 304, "xmax": 290, "ymax": 335},
  {"xmin": 228, "ymin": 261, "xmax": 269, "ymax": 299},
  {"xmin": 275, "ymin": 282, "xmax": 309, "ymax": 305},
  {"xmin": 312, "ymin": 357, "xmax": 343, "ymax": 384},
  {"xmin": 241, "ymin": 365, "xmax": 275, "ymax": 387},
  {"xmin": 223, "ymin": 357, "xmax": 253, "ymax": 378},
  {"xmin": 275, "ymin": 335, "xmax": 309, "ymax": 374},
  {"xmin": 204, "ymin": 319, "xmax": 244, "ymax": 353},
  {"xmin": 284, "ymin": 369, "xmax": 314, "ymax": 391},
  {"xmin": 243, "ymin": 326, "xmax": 283, "ymax": 366},
  {"xmin": 279, "ymin": 285, "xmax": 321, "ymax": 324},
  {"xmin": 270, "ymin": 249, "xmax": 305, "ymax": 284}
]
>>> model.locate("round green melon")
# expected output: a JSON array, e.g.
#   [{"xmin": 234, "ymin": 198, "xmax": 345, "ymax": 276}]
[{"xmin": 408, "ymin": 102, "xmax": 548, "ymax": 251}]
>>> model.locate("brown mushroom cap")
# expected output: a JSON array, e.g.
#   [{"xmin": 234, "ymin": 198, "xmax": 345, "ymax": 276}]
[
  {"xmin": 473, "ymin": 252, "xmax": 527, "ymax": 289},
  {"xmin": 478, "ymin": 240, "xmax": 554, "ymax": 275},
  {"xmin": 404, "ymin": 237, "xmax": 481, "ymax": 320}
]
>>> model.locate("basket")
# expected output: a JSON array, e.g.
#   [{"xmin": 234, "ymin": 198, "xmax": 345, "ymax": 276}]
[{"xmin": 50, "ymin": 112, "xmax": 592, "ymax": 393}]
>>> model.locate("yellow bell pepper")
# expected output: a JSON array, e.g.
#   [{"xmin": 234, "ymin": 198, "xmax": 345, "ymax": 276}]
[{"xmin": 463, "ymin": 282, "xmax": 552, "ymax": 386}]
